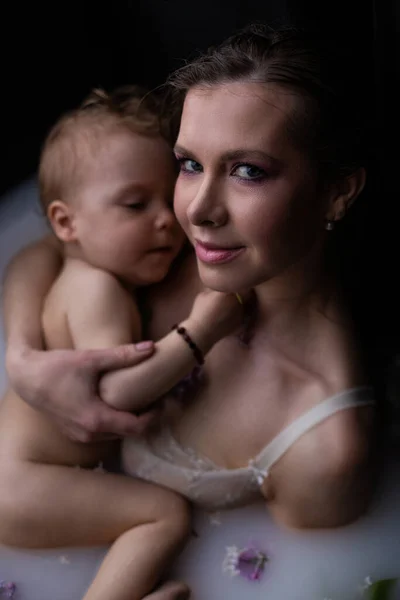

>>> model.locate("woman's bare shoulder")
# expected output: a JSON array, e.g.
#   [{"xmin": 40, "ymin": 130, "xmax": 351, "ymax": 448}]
[{"xmin": 265, "ymin": 393, "xmax": 376, "ymax": 530}]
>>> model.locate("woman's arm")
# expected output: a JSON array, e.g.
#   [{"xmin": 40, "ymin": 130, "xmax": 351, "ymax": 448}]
[
  {"xmin": 2, "ymin": 237, "xmax": 157, "ymax": 441},
  {"xmin": 3, "ymin": 234, "xmax": 62, "ymax": 353}
]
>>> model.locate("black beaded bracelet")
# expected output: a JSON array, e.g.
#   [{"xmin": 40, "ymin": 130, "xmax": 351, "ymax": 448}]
[{"xmin": 172, "ymin": 324, "xmax": 205, "ymax": 366}]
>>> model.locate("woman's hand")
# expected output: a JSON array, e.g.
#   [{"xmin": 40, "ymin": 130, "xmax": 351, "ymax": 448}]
[{"xmin": 6, "ymin": 343, "xmax": 157, "ymax": 442}]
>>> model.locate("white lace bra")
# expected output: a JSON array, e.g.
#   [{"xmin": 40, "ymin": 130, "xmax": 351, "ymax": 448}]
[{"xmin": 122, "ymin": 387, "xmax": 375, "ymax": 511}]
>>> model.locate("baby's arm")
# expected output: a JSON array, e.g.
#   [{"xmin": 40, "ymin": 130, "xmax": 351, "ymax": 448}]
[
  {"xmin": 2, "ymin": 237, "xmax": 156, "ymax": 441},
  {"xmin": 100, "ymin": 288, "xmax": 244, "ymax": 411},
  {"xmin": 68, "ymin": 269, "xmax": 243, "ymax": 413},
  {"xmin": 66, "ymin": 268, "xmax": 140, "ymax": 350}
]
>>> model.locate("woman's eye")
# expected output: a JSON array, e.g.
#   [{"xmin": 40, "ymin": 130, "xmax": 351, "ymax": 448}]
[
  {"xmin": 232, "ymin": 164, "xmax": 266, "ymax": 180},
  {"xmin": 177, "ymin": 158, "xmax": 203, "ymax": 174}
]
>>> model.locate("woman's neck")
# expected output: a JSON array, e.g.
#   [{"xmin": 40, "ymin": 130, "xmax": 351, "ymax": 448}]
[{"xmin": 253, "ymin": 247, "xmax": 345, "ymax": 342}]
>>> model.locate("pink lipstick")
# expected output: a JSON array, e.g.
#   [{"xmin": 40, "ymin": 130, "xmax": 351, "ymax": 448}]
[{"xmin": 195, "ymin": 241, "xmax": 245, "ymax": 264}]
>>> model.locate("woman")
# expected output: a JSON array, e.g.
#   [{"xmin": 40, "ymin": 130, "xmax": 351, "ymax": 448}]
[{"xmin": 4, "ymin": 26, "xmax": 378, "ymax": 533}]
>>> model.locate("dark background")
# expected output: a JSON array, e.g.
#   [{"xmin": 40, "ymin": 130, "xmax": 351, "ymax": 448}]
[{"xmin": 0, "ymin": 0, "xmax": 398, "ymax": 196}]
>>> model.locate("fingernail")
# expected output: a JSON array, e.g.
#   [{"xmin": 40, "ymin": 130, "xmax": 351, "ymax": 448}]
[{"xmin": 135, "ymin": 341, "xmax": 154, "ymax": 351}]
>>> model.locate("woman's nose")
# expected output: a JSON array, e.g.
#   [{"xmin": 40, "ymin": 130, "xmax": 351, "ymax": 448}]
[{"xmin": 186, "ymin": 177, "xmax": 228, "ymax": 228}]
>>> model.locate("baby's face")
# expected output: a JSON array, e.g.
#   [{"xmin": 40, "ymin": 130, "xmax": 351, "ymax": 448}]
[{"xmin": 72, "ymin": 129, "xmax": 185, "ymax": 286}]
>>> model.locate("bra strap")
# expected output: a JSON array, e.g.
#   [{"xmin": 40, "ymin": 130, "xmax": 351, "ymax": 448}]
[{"xmin": 254, "ymin": 387, "xmax": 375, "ymax": 475}]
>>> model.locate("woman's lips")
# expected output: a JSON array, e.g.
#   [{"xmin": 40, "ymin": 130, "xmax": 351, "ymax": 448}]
[{"xmin": 195, "ymin": 241, "xmax": 245, "ymax": 264}]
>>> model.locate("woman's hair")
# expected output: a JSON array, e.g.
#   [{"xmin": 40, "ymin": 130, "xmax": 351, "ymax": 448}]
[
  {"xmin": 167, "ymin": 25, "xmax": 393, "ymax": 394},
  {"xmin": 38, "ymin": 85, "xmax": 170, "ymax": 209},
  {"xmin": 167, "ymin": 24, "xmax": 372, "ymax": 181}
]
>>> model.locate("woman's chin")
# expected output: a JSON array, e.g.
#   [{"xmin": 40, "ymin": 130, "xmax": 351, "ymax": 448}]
[{"xmin": 197, "ymin": 265, "xmax": 252, "ymax": 294}]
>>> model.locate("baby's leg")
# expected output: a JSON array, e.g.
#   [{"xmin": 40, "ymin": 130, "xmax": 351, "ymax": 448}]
[
  {"xmin": 0, "ymin": 460, "xmax": 191, "ymax": 600},
  {"xmin": 143, "ymin": 581, "xmax": 190, "ymax": 600}
]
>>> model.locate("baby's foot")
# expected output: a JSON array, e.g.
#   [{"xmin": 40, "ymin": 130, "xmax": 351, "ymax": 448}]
[{"xmin": 143, "ymin": 580, "xmax": 190, "ymax": 600}]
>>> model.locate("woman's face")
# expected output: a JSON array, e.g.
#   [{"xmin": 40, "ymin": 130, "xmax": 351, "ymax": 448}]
[{"xmin": 173, "ymin": 81, "xmax": 329, "ymax": 293}]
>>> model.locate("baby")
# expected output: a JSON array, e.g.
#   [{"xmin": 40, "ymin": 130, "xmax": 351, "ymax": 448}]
[{"xmin": 0, "ymin": 87, "xmax": 243, "ymax": 600}]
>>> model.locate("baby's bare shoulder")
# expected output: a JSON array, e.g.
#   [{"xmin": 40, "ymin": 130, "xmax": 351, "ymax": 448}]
[
  {"xmin": 42, "ymin": 260, "xmax": 137, "ymax": 349},
  {"xmin": 54, "ymin": 260, "xmax": 131, "ymax": 307}
]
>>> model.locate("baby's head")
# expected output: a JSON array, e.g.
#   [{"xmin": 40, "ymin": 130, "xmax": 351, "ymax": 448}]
[{"xmin": 39, "ymin": 86, "xmax": 185, "ymax": 286}]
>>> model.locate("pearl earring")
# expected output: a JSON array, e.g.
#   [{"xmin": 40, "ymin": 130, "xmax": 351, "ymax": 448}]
[{"xmin": 325, "ymin": 220, "xmax": 335, "ymax": 231}]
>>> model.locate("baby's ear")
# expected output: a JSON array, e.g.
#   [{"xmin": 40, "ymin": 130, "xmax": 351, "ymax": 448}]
[
  {"xmin": 325, "ymin": 167, "xmax": 366, "ymax": 223},
  {"xmin": 47, "ymin": 200, "xmax": 77, "ymax": 243}
]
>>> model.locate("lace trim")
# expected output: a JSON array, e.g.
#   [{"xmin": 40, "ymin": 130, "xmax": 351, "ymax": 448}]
[{"xmin": 163, "ymin": 427, "xmax": 219, "ymax": 471}]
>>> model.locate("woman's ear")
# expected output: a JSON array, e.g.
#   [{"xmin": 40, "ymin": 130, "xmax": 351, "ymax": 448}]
[
  {"xmin": 326, "ymin": 167, "xmax": 366, "ymax": 222},
  {"xmin": 47, "ymin": 200, "xmax": 77, "ymax": 243}
]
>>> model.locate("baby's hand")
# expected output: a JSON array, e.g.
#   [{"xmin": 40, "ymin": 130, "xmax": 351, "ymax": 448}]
[{"xmin": 189, "ymin": 289, "xmax": 248, "ymax": 343}]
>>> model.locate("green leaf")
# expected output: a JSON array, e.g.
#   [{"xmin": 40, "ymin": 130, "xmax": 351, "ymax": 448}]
[{"xmin": 367, "ymin": 579, "xmax": 398, "ymax": 600}]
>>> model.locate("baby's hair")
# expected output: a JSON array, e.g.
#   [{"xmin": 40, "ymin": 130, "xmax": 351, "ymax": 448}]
[{"xmin": 38, "ymin": 85, "xmax": 169, "ymax": 209}]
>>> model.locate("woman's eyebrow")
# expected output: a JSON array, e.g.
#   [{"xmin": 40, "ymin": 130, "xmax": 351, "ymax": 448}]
[
  {"xmin": 173, "ymin": 144, "xmax": 195, "ymax": 157},
  {"xmin": 220, "ymin": 149, "xmax": 281, "ymax": 165},
  {"xmin": 174, "ymin": 145, "xmax": 281, "ymax": 166}
]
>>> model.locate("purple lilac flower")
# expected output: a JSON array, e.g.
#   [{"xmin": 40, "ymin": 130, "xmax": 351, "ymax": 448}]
[
  {"xmin": 0, "ymin": 580, "xmax": 16, "ymax": 599},
  {"xmin": 222, "ymin": 543, "xmax": 269, "ymax": 581}
]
